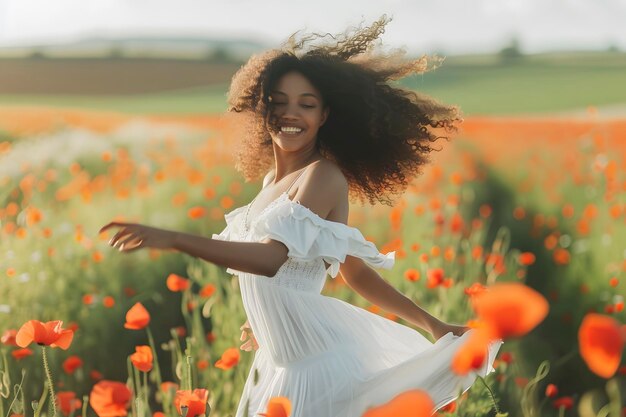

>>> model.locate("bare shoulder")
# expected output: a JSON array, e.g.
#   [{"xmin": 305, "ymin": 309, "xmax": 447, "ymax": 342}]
[
  {"xmin": 262, "ymin": 169, "xmax": 275, "ymax": 189},
  {"xmin": 292, "ymin": 159, "xmax": 349, "ymax": 223}
]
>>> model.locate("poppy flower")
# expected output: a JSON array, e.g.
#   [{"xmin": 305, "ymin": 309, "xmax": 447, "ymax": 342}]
[
  {"xmin": 214, "ymin": 347, "xmax": 240, "ymax": 370},
  {"xmin": 552, "ymin": 396, "xmax": 574, "ymax": 410},
  {"xmin": 62, "ymin": 355, "xmax": 83, "ymax": 374},
  {"xmin": 404, "ymin": 269, "xmax": 420, "ymax": 282},
  {"xmin": 471, "ymin": 283, "xmax": 549, "ymax": 339},
  {"xmin": 89, "ymin": 380, "xmax": 132, "ymax": 417},
  {"xmin": 124, "ymin": 303, "xmax": 150, "ymax": 330},
  {"xmin": 130, "ymin": 345, "xmax": 153, "ymax": 373},
  {"xmin": 197, "ymin": 359, "xmax": 209, "ymax": 370},
  {"xmin": 90, "ymin": 370, "xmax": 104, "ymax": 382},
  {"xmin": 187, "ymin": 207, "xmax": 206, "ymax": 220},
  {"xmin": 258, "ymin": 396, "xmax": 292, "ymax": 417},
  {"xmin": 578, "ymin": 313, "xmax": 624, "ymax": 378},
  {"xmin": 518, "ymin": 252, "xmax": 536, "ymax": 265},
  {"xmin": 11, "ymin": 348, "xmax": 33, "ymax": 360},
  {"xmin": 57, "ymin": 392, "xmax": 82, "ymax": 416},
  {"xmin": 545, "ymin": 383, "xmax": 558, "ymax": 398},
  {"xmin": 362, "ymin": 389, "xmax": 434, "ymax": 417},
  {"xmin": 174, "ymin": 389, "xmax": 209, "ymax": 417},
  {"xmin": 452, "ymin": 329, "xmax": 491, "ymax": 375},
  {"xmin": 1, "ymin": 329, "xmax": 17, "ymax": 346},
  {"xmin": 199, "ymin": 283, "xmax": 216, "ymax": 298},
  {"xmin": 161, "ymin": 381, "xmax": 178, "ymax": 393},
  {"xmin": 464, "ymin": 283, "xmax": 487, "ymax": 298},
  {"xmin": 166, "ymin": 274, "xmax": 190, "ymax": 292},
  {"xmin": 426, "ymin": 268, "xmax": 445, "ymax": 288},
  {"xmin": 16, "ymin": 320, "xmax": 74, "ymax": 350},
  {"xmin": 439, "ymin": 399, "xmax": 457, "ymax": 413}
]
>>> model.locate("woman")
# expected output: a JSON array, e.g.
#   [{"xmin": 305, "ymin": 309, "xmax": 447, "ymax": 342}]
[{"xmin": 100, "ymin": 15, "xmax": 502, "ymax": 417}]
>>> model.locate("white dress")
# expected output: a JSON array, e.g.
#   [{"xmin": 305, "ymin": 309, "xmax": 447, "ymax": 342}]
[{"xmin": 212, "ymin": 191, "xmax": 503, "ymax": 417}]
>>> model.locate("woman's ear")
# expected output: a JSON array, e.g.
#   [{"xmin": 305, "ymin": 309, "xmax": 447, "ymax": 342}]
[{"xmin": 320, "ymin": 107, "xmax": 330, "ymax": 127}]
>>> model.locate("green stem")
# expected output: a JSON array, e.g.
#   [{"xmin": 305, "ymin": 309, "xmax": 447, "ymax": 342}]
[
  {"xmin": 127, "ymin": 357, "xmax": 137, "ymax": 417},
  {"xmin": 33, "ymin": 381, "xmax": 49, "ymax": 417},
  {"xmin": 81, "ymin": 395, "xmax": 88, "ymax": 417},
  {"xmin": 185, "ymin": 355, "xmax": 193, "ymax": 391},
  {"xmin": 143, "ymin": 371, "xmax": 151, "ymax": 416},
  {"xmin": 146, "ymin": 327, "xmax": 163, "ymax": 390},
  {"xmin": 5, "ymin": 370, "xmax": 25, "ymax": 417},
  {"xmin": 41, "ymin": 347, "xmax": 57, "ymax": 417},
  {"xmin": 477, "ymin": 375, "xmax": 500, "ymax": 414}
]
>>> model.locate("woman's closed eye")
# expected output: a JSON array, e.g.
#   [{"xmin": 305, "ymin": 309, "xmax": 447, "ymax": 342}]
[{"xmin": 271, "ymin": 102, "xmax": 316, "ymax": 109}]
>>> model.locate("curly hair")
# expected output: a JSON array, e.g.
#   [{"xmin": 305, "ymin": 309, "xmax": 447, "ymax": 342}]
[{"xmin": 226, "ymin": 15, "xmax": 463, "ymax": 206}]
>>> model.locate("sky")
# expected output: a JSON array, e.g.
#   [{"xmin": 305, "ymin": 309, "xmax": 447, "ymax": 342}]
[{"xmin": 0, "ymin": 0, "xmax": 625, "ymax": 55}]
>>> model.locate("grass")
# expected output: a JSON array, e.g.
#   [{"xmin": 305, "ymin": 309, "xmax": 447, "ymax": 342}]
[{"xmin": 1, "ymin": 52, "xmax": 626, "ymax": 116}]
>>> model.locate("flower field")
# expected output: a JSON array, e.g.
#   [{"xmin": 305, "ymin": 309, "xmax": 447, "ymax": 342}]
[{"xmin": 0, "ymin": 106, "xmax": 625, "ymax": 417}]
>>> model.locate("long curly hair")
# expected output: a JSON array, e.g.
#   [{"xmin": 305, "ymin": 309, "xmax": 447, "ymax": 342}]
[{"xmin": 226, "ymin": 15, "xmax": 463, "ymax": 206}]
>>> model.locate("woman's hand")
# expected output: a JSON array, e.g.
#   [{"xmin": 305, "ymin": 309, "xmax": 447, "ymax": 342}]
[
  {"xmin": 99, "ymin": 222, "xmax": 177, "ymax": 253},
  {"xmin": 239, "ymin": 319, "xmax": 259, "ymax": 352},
  {"xmin": 429, "ymin": 320, "xmax": 471, "ymax": 341}
]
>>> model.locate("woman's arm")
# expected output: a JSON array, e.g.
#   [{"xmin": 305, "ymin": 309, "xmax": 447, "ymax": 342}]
[
  {"xmin": 100, "ymin": 221, "xmax": 289, "ymax": 277},
  {"xmin": 339, "ymin": 256, "xmax": 444, "ymax": 334},
  {"xmin": 172, "ymin": 232, "xmax": 288, "ymax": 277}
]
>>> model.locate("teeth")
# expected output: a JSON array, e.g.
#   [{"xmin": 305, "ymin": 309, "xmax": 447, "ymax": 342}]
[{"xmin": 280, "ymin": 126, "xmax": 302, "ymax": 133}]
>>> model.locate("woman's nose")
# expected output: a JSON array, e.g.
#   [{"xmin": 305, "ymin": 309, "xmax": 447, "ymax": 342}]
[{"xmin": 282, "ymin": 103, "xmax": 300, "ymax": 118}]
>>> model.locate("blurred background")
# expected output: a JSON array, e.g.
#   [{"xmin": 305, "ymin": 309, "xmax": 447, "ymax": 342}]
[{"xmin": 0, "ymin": 1, "xmax": 625, "ymax": 417}]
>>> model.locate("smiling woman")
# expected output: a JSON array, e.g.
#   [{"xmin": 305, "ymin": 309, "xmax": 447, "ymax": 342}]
[
  {"xmin": 227, "ymin": 15, "xmax": 463, "ymax": 206},
  {"xmin": 100, "ymin": 14, "xmax": 501, "ymax": 417}
]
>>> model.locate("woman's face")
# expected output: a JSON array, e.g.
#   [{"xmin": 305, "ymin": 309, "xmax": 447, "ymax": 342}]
[{"xmin": 267, "ymin": 71, "xmax": 329, "ymax": 150}]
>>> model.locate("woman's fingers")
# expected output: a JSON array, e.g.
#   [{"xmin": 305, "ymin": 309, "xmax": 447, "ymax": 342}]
[{"xmin": 99, "ymin": 221, "xmax": 129, "ymax": 234}]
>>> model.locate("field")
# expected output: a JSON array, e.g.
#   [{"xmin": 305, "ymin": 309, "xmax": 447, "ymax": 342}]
[
  {"xmin": 0, "ymin": 52, "xmax": 625, "ymax": 417},
  {"xmin": 1, "ymin": 52, "xmax": 626, "ymax": 115}
]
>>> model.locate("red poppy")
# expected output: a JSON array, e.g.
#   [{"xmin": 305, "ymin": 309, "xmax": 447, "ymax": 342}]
[
  {"xmin": 130, "ymin": 346, "xmax": 153, "ymax": 373},
  {"xmin": 187, "ymin": 207, "xmax": 206, "ymax": 220},
  {"xmin": 16, "ymin": 320, "xmax": 74, "ymax": 350},
  {"xmin": 62, "ymin": 355, "xmax": 83, "ymax": 374},
  {"xmin": 361, "ymin": 389, "xmax": 434, "ymax": 417},
  {"xmin": 404, "ymin": 269, "xmax": 420, "ymax": 282},
  {"xmin": 1, "ymin": 329, "xmax": 17, "ymax": 346},
  {"xmin": 578, "ymin": 313, "xmax": 624, "ymax": 378},
  {"xmin": 499, "ymin": 351, "xmax": 513, "ymax": 364},
  {"xmin": 258, "ymin": 396, "xmax": 292, "ymax": 417},
  {"xmin": 464, "ymin": 283, "xmax": 487, "ymax": 298},
  {"xmin": 552, "ymin": 396, "xmax": 574, "ymax": 410},
  {"xmin": 471, "ymin": 283, "xmax": 549, "ymax": 339},
  {"xmin": 124, "ymin": 302, "xmax": 150, "ymax": 330},
  {"xmin": 174, "ymin": 389, "xmax": 209, "ymax": 417},
  {"xmin": 11, "ymin": 348, "xmax": 33, "ymax": 360},
  {"xmin": 89, "ymin": 380, "xmax": 132, "ymax": 417},
  {"xmin": 90, "ymin": 370, "xmax": 104, "ymax": 382},
  {"xmin": 161, "ymin": 381, "xmax": 178, "ymax": 393},
  {"xmin": 166, "ymin": 273, "xmax": 190, "ymax": 292},
  {"xmin": 439, "ymin": 399, "xmax": 457, "ymax": 413},
  {"xmin": 57, "ymin": 392, "xmax": 82, "ymax": 416},
  {"xmin": 452, "ymin": 329, "xmax": 491, "ymax": 375},
  {"xmin": 103, "ymin": 296, "xmax": 115, "ymax": 308},
  {"xmin": 518, "ymin": 252, "xmax": 536, "ymax": 265},
  {"xmin": 545, "ymin": 383, "xmax": 558, "ymax": 398},
  {"xmin": 215, "ymin": 347, "xmax": 240, "ymax": 370},
  {"xmin": 426, "ymin": 268, "xmax": 445, "ymax": 288},
  {"xmin": 199, "ymin": 283, "xmax": 216, "ymax": 297}
]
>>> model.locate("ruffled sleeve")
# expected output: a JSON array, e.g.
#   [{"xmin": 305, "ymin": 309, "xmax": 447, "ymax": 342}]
[
  {"xmin": 211, "ymin": 206, "xmax": 247, "ymax": 276},
  {"xmin": 255, "ymin": 199, "xmax": 395, "ymax": 278}
]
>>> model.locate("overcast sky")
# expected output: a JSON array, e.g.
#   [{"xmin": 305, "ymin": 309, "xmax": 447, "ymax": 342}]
[{"xmin": 0, "ymin": 0, "xmax": 625, "ymax": 55}]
